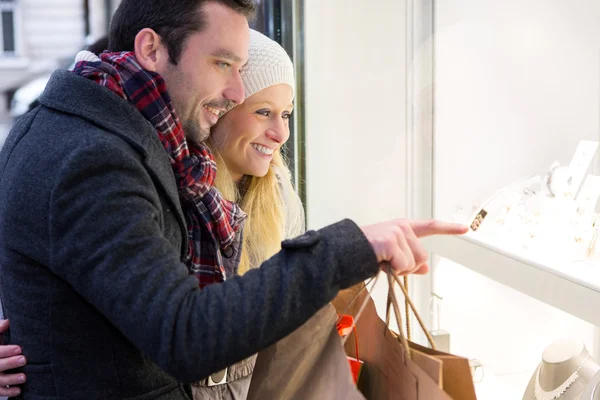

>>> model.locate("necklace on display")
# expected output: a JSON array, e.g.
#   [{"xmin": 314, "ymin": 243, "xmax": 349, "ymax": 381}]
[{"xmin": 534, "ymin": 354, "xmax": 590, "ymax": 400}]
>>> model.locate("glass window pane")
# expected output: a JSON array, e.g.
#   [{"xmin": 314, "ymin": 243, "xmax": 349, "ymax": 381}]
[
  {"xmin": 428, "ymin": 1, "xmax": 600, "ymax": 398},
  {"xmin": 250, "ymin": 0, "xmax": 266, "ymax": 32},
  {"xmin": 2, "ymin": 11, "xmax": 14, "ymax": 53}
]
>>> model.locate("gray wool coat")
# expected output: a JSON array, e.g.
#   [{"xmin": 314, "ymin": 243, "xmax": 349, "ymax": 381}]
[{"xmin": 0, "ymin": 69, "xmax": 379, "ymax": 399}]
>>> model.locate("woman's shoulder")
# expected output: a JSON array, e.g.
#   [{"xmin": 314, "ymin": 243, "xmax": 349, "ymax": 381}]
[
  {"xmin": 270, "ymin": 164, "xmax": 306, "ymax": 237},
  {"xmin": 271, "ymin": 164, "xmax": 294, "ymax": 203}
]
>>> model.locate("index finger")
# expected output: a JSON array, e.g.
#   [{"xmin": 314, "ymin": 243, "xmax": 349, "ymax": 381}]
[{"xmin": 408, "ymin": 220, "xmax": 469, "ymax": 238}]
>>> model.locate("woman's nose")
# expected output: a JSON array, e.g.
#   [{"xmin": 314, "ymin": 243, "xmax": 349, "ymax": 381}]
[{"xmin": 266, "ymin": 121, "xmax": 289, "ymax": 144}]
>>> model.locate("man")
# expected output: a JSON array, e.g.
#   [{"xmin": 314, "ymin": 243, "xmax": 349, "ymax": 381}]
[{"xmin": 0, "ymin": 0, "xmax": 467, "ymax": 398}]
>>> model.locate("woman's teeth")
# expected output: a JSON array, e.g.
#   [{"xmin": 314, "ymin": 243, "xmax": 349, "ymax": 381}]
[{"xmin": 251, "ymin": 144, "xmax": 274, "ymax": 155}]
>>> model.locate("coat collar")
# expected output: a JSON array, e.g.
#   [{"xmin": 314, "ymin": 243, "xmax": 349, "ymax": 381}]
[{"xmin": 40, "ymin": 69, "xmax": 188, "ymax": 258}]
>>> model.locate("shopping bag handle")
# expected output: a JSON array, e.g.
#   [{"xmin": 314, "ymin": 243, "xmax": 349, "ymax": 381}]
[
  {"xmin": 336, "ymin": 267, "xmax": 438, "ymax": 358},
  {"xmin": 338, "ymin": 273, "xmax": 381, "ymax": 347},
  {"xmin": 404, "ymin": 276, "xmax": 411, "ymax": 339},
  {"xmin": 384, "ymin": 266, "xmax": 438, "ymax": 358}
]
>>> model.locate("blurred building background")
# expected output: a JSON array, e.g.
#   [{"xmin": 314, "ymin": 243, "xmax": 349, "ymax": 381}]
[{"xmin": 0, "ymin": 0, "xmax": 119, "ymax": 118}]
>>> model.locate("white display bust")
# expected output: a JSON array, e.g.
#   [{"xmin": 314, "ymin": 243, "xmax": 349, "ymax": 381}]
[{"xmin": 523, "ymin": 340, "xmax": 600, "ymax": 400}]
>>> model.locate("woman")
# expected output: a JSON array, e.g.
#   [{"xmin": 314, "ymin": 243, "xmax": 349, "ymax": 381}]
[
  {"xmin": 209, "ymin": 29, "xmax": 304, "ymax": 275},
  {"xmin": 190, "ymin": 28, "xmax": 303, "ymax": 399},
  {"xmin": 0, "ymin": 29, "xmax": 303, "ymax": 400}
]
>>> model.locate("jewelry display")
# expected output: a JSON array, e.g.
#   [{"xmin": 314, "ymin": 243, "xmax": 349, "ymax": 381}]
[
  {"xmin": 534, "ymin": 355, "xmax": 589, "ymax": 400},
  {"xmin": 468, "ymin": 141, "xmax": 600, "ymax": 264},
  {"xmin": 470, "ymin": 209, "xmax": 487, "ymax": 231},
  {"xmin": 580, "ymin": 369, "xmax": 600, "ymax": 399},
  {"xmin": 469, "ymin": 358, "xmax": 484, "ymax": 384},
  {"xmin": 546, "ymin": 162, "xmax": 572, "ymax": 198},
  {"xmin": 585, "ymin": 226, "xmax": 599, "ymax": 262},
  {"xmin": 428, "ymin": 292, "xmax": 451, "ymax": 353},
  {"xmin": 523, "ymin": 340, "xmax": 600, "ymax": 400}
]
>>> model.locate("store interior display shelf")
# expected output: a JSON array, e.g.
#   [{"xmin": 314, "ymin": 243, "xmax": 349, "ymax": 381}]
[{"xmin": 422, "ymin": 232, "xmax": 600, "ymax": 327}]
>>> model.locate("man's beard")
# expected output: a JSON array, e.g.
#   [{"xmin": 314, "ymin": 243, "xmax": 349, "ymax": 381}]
[
  {"xmin": 162, "ymin": 63, "xmax": 212, "ymax": 146},
  {"xmin": 182, "ymin": 99, "xmax": 236, "ymax": 146},
  {"xmin": 182, "ymin": 118, "xmax": 210, "ymax": 146}
]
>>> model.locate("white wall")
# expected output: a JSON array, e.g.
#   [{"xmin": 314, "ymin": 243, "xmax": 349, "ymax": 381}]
[
  {"xmin": 304, "ymin": 0, "xmax": 408, "ymax": 230},
  {"xmin": 433, "ymin": 1, "xmax": 600, "ymax": 398}
]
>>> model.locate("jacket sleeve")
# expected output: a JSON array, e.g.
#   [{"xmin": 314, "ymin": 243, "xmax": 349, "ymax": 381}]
[{"xmin": 48, "ymin": 139, "xmax": 379, "ymax": 383}]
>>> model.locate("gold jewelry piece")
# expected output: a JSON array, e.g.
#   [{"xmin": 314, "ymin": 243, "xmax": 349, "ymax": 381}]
[
  {"xmin": 470, "ymin": 209, "xmax": 487, "ymax": 231},
  {"xmin": 586, "ymin": 230, "xmax": 599, "ymax": 260}
]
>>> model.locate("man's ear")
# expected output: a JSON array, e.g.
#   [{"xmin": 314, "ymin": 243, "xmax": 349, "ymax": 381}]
[{"xmin": 133, "ymin": 28, "xmax": 168, "ymax": 72}]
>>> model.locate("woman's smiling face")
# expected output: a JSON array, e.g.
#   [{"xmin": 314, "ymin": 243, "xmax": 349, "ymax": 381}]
[{"xmin": 210, "ymin": 83, "xmax": 294, "ymax": 181}]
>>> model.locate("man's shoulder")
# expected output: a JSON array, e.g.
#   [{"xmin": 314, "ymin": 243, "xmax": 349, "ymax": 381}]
[
  {"xmin": 0, "ymin": 108, "xmax": 154, "ymax": 202},
  {"xmin": 39, "ymin": 70, "xmax": 157, "ymax": 152},
  {"xmin": 11, "ymin": 105, "xmax": 141, "ymax": 160}
]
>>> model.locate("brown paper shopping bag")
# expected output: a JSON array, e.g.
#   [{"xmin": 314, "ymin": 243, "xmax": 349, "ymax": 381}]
[
  {"xmin": 384, "ymin": 273, "xmax": 477, "ymax": 400},
  {"xmin": 247, "ymin": 303, "xmax": 365, "ymax": 400},
  {"xmin": 332, "ymin": 273, "xmax": 453, "ymax": 400},
  {"xmin": 410, "ymin": 341, "xmax": 477, "ymax": 400}
]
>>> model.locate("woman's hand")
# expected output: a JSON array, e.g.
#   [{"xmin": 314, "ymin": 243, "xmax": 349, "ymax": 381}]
[{"xmin": 0, "ymin": 320, "xmax": 26, "ymax": 397}]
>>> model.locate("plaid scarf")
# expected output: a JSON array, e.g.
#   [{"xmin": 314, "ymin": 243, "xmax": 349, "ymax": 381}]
[{"xmin": 72, "ymin": 51, "xmax": 246, "ymax": 287}]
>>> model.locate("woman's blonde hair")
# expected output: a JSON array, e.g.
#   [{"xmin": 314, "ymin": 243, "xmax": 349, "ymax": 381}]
[
  {"xmin": 208, "ymin": 140, "xmax": 302, "ymax": 275},
  {"xmin": 208, "ymin": 29, "xmax": 304, "ymax": 274}
]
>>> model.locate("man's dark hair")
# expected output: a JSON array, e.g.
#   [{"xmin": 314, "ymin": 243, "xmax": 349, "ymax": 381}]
[
  {"xmin": 87, "ymin": 36, "xmax": 109, "ymax": 56},
  {"xmin": 108, "ymin": 0, "xmax": 255, "ymax": 65}
]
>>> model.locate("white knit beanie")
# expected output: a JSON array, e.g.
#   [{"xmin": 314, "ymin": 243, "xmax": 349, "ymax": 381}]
[{"xmin": 241, "ymin": 29, "xmax": 295, "ymax": 100}]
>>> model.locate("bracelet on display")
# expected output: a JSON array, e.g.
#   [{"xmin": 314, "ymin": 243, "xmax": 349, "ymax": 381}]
[
  {"xmin": 546, "ymin": 162, "xmax": 573, "ymax": 198},
  {"xmin": 468, "ymin": 175, "xmax": 538, "ymax": 232},
  {"xmin": 545, "ymin": 162, "xmax": 560, "ymax": 197}
]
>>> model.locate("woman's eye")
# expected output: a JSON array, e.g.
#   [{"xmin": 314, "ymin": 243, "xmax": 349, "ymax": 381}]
[
  {"xmin": 282, "ymin": 112, "xmax": 291, "ymax": 119},
  {"xmin": 256, "ymin": 109, "xmax": 270, "ymax": 116}
]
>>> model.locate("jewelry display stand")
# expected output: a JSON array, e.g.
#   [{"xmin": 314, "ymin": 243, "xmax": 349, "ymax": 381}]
[
  {"xmin": 421, "ymin": 140, "xmax": 600, "ymax": 328},
  {"xmin": 522, "ymin": 340, "xmax": 600, "ymax": 400},
  {"xmin": 468, "ymin": 140, "xmax": 600, "ymax": 266}
]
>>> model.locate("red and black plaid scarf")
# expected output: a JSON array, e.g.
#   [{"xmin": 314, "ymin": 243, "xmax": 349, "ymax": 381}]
[{"xmin": 72, "ymin": 51, "xmax": 246, "ymax": 287}]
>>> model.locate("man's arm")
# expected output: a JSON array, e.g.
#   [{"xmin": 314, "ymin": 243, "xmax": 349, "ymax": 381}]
[{"xmin": 48, "ymin": 139, "xmax": 380, "ymax": 383}]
